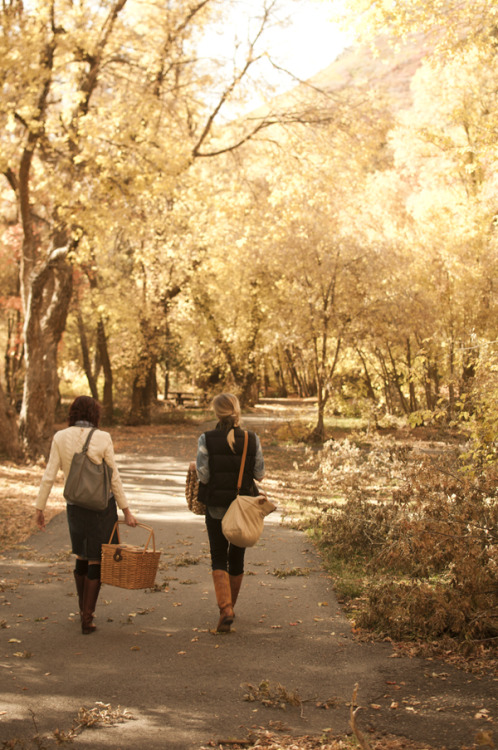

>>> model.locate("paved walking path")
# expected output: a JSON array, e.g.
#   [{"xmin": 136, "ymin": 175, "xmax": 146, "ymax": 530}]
[{"xmin": 0, "ymin": 420, "xmax": 496, "ymax": 749}]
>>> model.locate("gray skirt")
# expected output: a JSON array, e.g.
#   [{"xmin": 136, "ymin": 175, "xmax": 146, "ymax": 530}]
[{"xmin": 66, "ymin": 496, "xmax": 118, "ymax": 560}]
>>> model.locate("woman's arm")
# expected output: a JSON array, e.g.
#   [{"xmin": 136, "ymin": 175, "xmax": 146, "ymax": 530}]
[
  {"xmin": 102, "ymin": 435, "xmax": 127, "ymax": 508},
  {"xmin": 254, "ymin": 435, "xmax": 265, "ymax": 481},
  {"xmin": 196, "ymin": 433, "xmax": 210, "ymax": 484},
  {"xmin": 34, "ymin": 437, "xmax": 62, "ymax": 529},
  {"xmin": 102, "ymin": 435, "xmax": 137, "ymax": 526}
]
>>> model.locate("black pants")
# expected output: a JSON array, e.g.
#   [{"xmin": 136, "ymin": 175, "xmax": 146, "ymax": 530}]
[{"xmin": 205, "ymin": 511, "xmax": 245, "ymax": 576}]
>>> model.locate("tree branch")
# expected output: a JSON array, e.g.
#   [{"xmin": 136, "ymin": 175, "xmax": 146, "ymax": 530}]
[{"xmin": 192, "ymin": 1, "xmax": 275, "ymax": 157}]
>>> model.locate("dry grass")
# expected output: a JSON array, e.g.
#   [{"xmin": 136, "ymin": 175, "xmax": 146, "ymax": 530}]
[{"xmin": 0, "ymin": 461, "xmax": 65, "ymax": 554}]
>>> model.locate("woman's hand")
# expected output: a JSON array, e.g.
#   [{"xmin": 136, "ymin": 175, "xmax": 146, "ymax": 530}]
[
  {"xmin": 35, "ymin": 510, "xmax": 46, "ymax": 530},
  {"xmin": 123, "ymin": 508, "xmax": 137, "ymax": 527}
]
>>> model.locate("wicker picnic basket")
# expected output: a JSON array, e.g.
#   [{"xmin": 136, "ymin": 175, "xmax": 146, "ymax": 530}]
[{"xmin": 101, "ymin": 522, "xmax": 160, "ymax": 589}]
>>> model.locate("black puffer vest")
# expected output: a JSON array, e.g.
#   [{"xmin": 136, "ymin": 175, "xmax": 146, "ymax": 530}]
[{"xmin": 204, "ymin": 426, "xmax": 258, "ymax": 508}]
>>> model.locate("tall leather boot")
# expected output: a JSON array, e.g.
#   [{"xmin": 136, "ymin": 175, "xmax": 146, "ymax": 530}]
[
  {"xmin": 73, "ymin": 571, "xmax": 86, "ymax": 618},
  {"xmin": 212, "ymin": 570, "xmax": 234, "ymax": 633},
  {"xmin": 81, "ymin": 578, "xmax": 101, "ymax": 635},
  {"xmin": 229, "ymin": 574, "xmax": 244, "ymax": 617}
]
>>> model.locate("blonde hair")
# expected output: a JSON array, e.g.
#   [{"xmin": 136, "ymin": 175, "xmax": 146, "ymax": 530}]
[{"xmin": 212, "ymin": 393, "xmax": 241, "ymax": 452}]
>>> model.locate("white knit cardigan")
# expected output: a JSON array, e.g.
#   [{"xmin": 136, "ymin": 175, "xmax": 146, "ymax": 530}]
[{"xmin": 35, "ymin": 426, "xmax": 128, "ymax": 511}]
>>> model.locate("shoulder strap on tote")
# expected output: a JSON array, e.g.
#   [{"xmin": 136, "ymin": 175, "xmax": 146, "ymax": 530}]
[
  {"xmin": 81, "ymin": 427, "xmax": 97, "ymax": 453},
  {"xmin": 236, "ymin": 430, "xmax": 249, "ymax": 494}
]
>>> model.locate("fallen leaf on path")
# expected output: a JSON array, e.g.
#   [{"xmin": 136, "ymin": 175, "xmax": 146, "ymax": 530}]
[
  {"xmin": 475, "ymin": 709, "xmax": 490, "ymax": 720},
  {"xmin": 475, "ymin": 730, "xmax": 494, "ymax": 747},
  {"xmin": 130, "ymin": 646, "xmax": 140, "ymax": 651}
]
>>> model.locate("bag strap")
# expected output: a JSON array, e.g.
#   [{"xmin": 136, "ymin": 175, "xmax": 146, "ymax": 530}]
[
  {"xmin": 81, "ymin": 427, "xmax": 97, "ymax": 453},
  {"xmin": 236, "ymin": 430, "xmax": 249, "ymax": 494}
]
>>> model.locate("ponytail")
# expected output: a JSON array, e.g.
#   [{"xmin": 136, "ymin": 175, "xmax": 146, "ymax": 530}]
[{"xmin": 212, "ymin": 393, "xmax": 241, "ymax": 453}]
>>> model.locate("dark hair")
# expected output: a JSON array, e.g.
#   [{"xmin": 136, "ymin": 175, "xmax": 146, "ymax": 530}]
[{"xmin": 68, "ymin": 396, "xmax": 101, "ymax": 427}]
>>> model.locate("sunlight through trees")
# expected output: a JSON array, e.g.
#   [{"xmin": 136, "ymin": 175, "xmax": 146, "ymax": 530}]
[{"xmin": 0, "ymin": 0, "xmax": 497, "ymax": 455}]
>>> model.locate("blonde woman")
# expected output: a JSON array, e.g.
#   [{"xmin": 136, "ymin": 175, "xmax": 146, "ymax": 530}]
[
  {"xmin": 196, "ymin": 393, "xmax": 265, "ymax": 632},
  {"xmin": 35, "ymin": 396, "xmax": 137, "ymax": 634}
]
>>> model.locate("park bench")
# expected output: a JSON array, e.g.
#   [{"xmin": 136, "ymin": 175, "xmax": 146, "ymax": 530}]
[{"xmin": 167, "ymin": 391, "xmax": 205, "ymax": 407}]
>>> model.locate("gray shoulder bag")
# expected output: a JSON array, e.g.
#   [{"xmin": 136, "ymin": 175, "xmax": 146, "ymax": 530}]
[{"xmin": 63, "ymin": 428, "xmax": 113, "ymax": 512}]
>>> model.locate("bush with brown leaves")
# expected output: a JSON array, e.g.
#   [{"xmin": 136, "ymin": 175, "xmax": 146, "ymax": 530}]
[{"xmin": 312, "ymin": 436, "xmax": 498, "ymax": 643}]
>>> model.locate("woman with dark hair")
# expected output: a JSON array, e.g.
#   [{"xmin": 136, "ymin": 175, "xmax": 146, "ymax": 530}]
[
  {"xmin": 35, "ymin": 395, "xmax": 137, "ymax": 634},
  {"xmin": 196, "ymin": 393, "xmax": 265, "ymax": 632}
]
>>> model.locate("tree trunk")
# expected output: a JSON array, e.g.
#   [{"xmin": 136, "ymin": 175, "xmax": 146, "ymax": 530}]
[
  {"xmin": 262, "ymin": 358, "xmax": 270, "ymax": 397},
  {"xmin": 5, "ymin": 308, "xmax": 24, "ymax": 408},
  {"xmin": 387, "ymin": 343, "xmax": 409, "ymax": 414},
  {"xmin": 129, "ymin": 355, "xmax": 156, "ymax": 425},
  {"xmin": 357, "ymin": 349, "xmax": 377, "ymax": 402},
  {"xmin": 308, "ymin": 333, "xmax": 342, "ymax": 442},
  {"xmin": 238, "ymin": 369, "xmax": 258, "ymax": 407},
  {"xmin": 97, "ymin": 317, "xmax": 114, "ymax": 424},
  {"xmin": 448, "ymin": 339, "xmax": 455, "ymax": 421},
  {"xmin": 424, "ymin": 360, "xmax": 434, "ymax": 410},
  {"xmin": 406, "ymin": 338, "xmax": 418, "ymax": 412},
  {"xmin": 376, "ymin": 348, "xmax": 393, "ymax": 414},
  {"xmin": 309, "ymin": 394, "xmax": 326, "ymax": 442},
  {"xmin": 309, "ymin": 362, "xmax": 328, "ymax": 442},
  {"xmin": 0, "ymin": 381, "xmax": 21, "ymax": 459},
  {"xmin": 77, "ymin": 310, "xmax": 99, "ymax": 400},
  {"xmin": 19, "ymin": 255, "xmax": 73, "ymax": 457},
  {"xmin": 164, "ymin": 370, "xmax": 170, "ymax": 401},
  {"xmin": 283, "ymin": 347, "xmax": 305, "ymax": 397},
  {"xmin": 272, "ymin": 363, "xmax": 288, "ymax": 398},
  {"xmin": 11, "ymin": 0, "xmax": 129, "ymax": 458}
]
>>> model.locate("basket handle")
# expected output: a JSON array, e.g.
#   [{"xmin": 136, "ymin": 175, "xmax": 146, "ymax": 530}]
[{"xmin": 107, "ymin": 521, "xmax": 156, "ymax": 554}]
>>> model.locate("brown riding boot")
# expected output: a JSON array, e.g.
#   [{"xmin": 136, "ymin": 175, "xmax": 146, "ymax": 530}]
[
  {"xmin": 212, "ymin": 570, "xmax": 234, "ymax": 632},
  {"xmin": 73, "ymin": 571, "xmax": 86, "ymax": 617},
  {"xmin": 81, "ymin": 578, "xmax": 101, "ymax": 635},
  {"xmin": 229, "ymin": 574, "xmax": 244, "ymax": 617}
]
